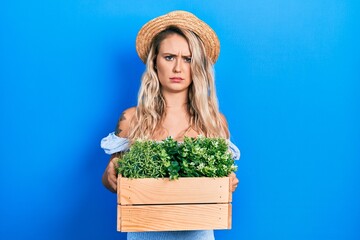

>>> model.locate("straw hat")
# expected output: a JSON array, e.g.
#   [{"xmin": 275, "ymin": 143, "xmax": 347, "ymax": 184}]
[{"xmin": 136, "ymin": 10, "xmax": 220, "ymax": 63}]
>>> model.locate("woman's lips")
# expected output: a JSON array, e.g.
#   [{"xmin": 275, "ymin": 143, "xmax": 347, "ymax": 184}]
[{"xmin": 169, "ymin": 77, "xmax": 184, "ymax": 83}]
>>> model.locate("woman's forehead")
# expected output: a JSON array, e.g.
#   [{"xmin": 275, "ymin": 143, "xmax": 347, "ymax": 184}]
[{"xmin": 158, "ymin": 34, "xmax": 191, "ymax": 55}]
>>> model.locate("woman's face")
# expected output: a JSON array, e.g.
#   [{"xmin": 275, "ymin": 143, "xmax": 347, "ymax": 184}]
[{"xmin": 156, "ymin": 33, "xmax": 192, "ymax": 94}]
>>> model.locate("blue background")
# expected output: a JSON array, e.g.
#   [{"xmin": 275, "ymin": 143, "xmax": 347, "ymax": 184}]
[{"xmin": 1, "ymin": 1, "xmax": 359, "ymax": 239}]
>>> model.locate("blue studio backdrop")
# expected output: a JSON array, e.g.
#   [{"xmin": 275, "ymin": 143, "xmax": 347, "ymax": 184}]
[{"xmin": 1, "ymin": 1, "xmax": 359, "ymax": 239}]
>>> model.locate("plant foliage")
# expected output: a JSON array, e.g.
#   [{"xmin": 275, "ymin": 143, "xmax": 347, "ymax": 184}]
[{"xmin": 117, "ymin": 136, "xmax": 237, "ymax": 179}]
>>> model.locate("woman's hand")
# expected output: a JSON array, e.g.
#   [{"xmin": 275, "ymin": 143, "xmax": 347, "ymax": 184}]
[
  {"xmin": 102, "ymin": 156, "xmax": 118, "ymax": 193},
  {"xmin": 229, "ymin": 172, "xmax": 239, "ymax": 192}
]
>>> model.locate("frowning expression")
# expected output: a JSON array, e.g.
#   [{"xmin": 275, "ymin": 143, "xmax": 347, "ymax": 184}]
[{"xmin": 156, "ymin": 33, "xmax": 192, "ymax": 94}]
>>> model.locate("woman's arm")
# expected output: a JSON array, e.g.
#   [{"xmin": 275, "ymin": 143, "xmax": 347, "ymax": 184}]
[
  {"xmin": 221, "ymin": 113, "xmax": 239, "ymax": 192},
  {"xmin": 229, "ymin": 172, "xmax": 239, "ymax": 192},
  {"xmin": 102, "ymin": 153, "xmax": 121, "ymax": 193},
  {"xmin": 102, "ymin": 107, "xmax": 136, "ymax": 193}
]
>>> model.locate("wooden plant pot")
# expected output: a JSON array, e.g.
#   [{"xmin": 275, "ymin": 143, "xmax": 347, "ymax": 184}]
[{"xmin": 117, "ymin": 176, "xmax": 232, "ymax": 232}]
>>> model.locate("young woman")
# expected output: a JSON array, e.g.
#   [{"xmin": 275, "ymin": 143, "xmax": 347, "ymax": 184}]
[{"xmin": 101, "ymin": 10, "xmax": 240, "ymax": 240}]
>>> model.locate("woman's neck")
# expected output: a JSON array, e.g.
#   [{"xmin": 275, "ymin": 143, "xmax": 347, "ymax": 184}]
[{"xmin": 162, "ymin": 90, "xmax": 188, "ymax": 109}]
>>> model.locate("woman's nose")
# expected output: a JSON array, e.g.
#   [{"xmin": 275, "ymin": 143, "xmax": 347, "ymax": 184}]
[{"xmin": 173, "ymin": 59, "xmax": 181, "ymax": 73}]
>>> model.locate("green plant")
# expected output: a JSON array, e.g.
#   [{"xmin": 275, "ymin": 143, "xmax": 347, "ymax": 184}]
[{"xmin": 117, "ymin": 136, "xmax": 237, "ymax": 179}]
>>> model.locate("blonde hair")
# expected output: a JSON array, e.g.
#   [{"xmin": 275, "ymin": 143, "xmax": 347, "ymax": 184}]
[{"xmin": 128, "ymin": 26, "xmax": 228, "ymax": 142}]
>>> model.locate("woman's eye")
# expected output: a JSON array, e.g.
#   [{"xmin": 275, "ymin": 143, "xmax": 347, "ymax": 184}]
[
  {"xmin": 164, "ymin": 56, "xmax": 174, "ymax": 61},
  {"xmin": 184, "ymin": 57, "xmax": 192, "ymax": 63}
]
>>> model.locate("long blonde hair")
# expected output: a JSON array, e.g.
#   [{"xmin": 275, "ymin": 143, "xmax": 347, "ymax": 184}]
[{"xmin": 128, "ymin": 26, "xmax": 228, "ymax": 142}]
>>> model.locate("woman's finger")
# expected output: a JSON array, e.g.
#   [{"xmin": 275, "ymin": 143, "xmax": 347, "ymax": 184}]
[{"xmin": 108, "ymin": 178, "xmax": 117, "ymax": 193}]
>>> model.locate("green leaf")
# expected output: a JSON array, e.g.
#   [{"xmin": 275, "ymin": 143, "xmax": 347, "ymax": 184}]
[{"xmin": 117, "ymin": 137, "xmax": 238, "ymax": 179}]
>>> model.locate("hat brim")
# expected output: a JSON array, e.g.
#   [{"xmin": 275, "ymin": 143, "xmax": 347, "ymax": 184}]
[{"xmin": 136, "ymin": 10, "xmax": 220, "ymax": 64}]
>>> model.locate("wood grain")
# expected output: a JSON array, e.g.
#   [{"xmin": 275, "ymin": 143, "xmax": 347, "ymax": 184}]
[
  {"xmin": 117, "ymin": 176, "xmax": 231, "ymax": 205},
  {"xmin": 116, "ymin": 176, "xmax": 233, "ymax": 232},
  {"xmin": 118, "ymin": 203, "xmax": 231, "ymax": 232}
]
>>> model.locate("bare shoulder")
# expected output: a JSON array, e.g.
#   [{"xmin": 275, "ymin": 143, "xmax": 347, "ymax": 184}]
[{"xmin": 115, "ymin": 107, "xmax": 136, "ymax": 138}]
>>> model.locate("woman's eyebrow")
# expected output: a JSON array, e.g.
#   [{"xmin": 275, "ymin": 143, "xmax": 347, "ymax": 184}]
[{"xmin": 160, "ymin": 52, "xmax": 191, "ymax": 56}]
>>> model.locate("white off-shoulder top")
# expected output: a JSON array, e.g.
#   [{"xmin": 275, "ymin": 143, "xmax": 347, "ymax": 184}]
[{"xmin": 101, "ymin": 132, "xmax": 240, "ymax": 160}]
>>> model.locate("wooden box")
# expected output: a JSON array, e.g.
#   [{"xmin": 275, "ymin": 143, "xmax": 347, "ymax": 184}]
[{"xmin": 117, "ymin": 176, "xmax": 232, "ymax": 232}]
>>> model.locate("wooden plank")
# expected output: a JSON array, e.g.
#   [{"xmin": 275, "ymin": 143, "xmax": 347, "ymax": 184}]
[
  {"xmin": 228, "ymin": 203, "xmax": 232, "ymax": 229},
  {"xmin": 117, "ymin": 204, "xmax": 121, "ymax": 232},
  {"xmin": 117, "ymin": 176, "xmax": 230, "ymax": 205},
  {"xmin": 228, "ymin": 175, "xmax": 232, "ymax": 203},
  {"xmin": 116, "ymin": 175, "xmax": 124, "ymax": 204},
  {"xmin": 118, "ymin": 203, "xmax": 231, "ymax": 232}
]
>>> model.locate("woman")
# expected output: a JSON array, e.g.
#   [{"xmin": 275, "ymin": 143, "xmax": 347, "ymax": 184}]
[{"xmin": 101, "ymin": 10, "xmax": 240, "ymax": 240}]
